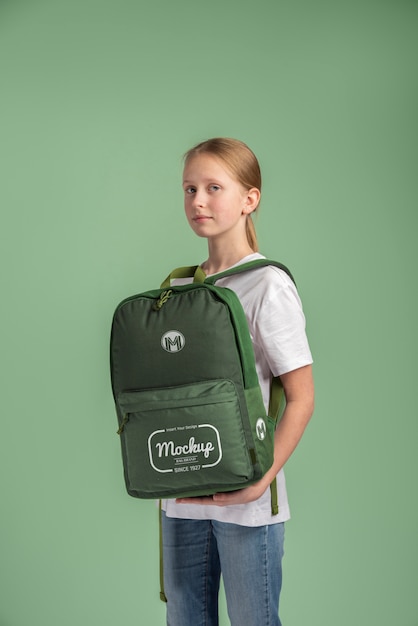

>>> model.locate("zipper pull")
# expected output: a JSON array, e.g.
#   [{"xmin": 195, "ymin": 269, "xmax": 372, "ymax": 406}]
[
  {"xmin": 117, "ymin": 415, "xmax": 129, "ymax": 435},
  {"xmin": 153, "ymin": 289, "xmax": 172, "ymax": 311}
]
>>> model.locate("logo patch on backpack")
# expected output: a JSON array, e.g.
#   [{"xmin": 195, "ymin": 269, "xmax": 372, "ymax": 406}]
[
  {"xmin": 256, "ymin": 418, "xmax": 267, "ymax": 441},
  {"xmin": 161, "ymin": 330, "xmax": 185, "ymax": 353},
  {"xmin": 148, "ymin": 424, "xmax": 222, "ymax": 473}
]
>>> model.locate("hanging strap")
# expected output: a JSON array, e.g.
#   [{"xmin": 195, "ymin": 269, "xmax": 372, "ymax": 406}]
[
  {"xmin": 159, "ymin": 500, "xmax": 167, "ymax": 603},
  {"xmin": 268, "ymin": 376, "xmax": 286, "ymax": 516}
]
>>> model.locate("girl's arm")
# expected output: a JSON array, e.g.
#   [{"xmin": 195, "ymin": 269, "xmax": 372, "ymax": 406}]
[{"xmin": 177, "ymin": 364, "xmax": 314, "ymax": 507}]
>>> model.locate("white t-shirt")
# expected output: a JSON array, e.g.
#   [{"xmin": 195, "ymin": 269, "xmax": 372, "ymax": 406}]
[{"xmin": 162, "ymin": 253, "xmax": 313, "ymax": 527}]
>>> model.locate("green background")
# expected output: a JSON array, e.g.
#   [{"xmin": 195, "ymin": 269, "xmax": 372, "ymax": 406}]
[{"xmin": 1, "ymin": 0, "xmax": 416, "ymax": 624}]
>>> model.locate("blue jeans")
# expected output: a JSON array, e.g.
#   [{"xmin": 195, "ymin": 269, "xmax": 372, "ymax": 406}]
[{"xmin": 162, "ymin": 512, "xmax": 285, "ymax": 626}]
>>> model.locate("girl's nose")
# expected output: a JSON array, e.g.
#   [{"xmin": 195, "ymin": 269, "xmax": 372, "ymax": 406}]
[{"xmin": 193, "ymin": 190, "xmax": 206, "ymax": 208}]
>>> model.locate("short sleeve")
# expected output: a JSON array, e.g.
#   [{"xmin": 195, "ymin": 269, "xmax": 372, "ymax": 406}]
[{"xmin": 251, "ymin": 267, "xmax": 313, "ymax": 377}]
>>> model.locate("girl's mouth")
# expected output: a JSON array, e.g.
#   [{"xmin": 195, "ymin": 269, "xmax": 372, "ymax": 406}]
[{"xmin": 193, "ymin": 216, "xmax": 212, "ymax": 222}]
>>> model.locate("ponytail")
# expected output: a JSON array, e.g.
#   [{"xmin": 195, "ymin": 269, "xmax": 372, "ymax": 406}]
[{"xmin": 246, "ymin": 215, "xmax": 258, "ymax": 252}]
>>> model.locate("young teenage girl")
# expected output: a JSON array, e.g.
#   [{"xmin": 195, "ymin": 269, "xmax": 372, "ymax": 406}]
[{"xmin": 161, "ymin": 138, "xmax": 314, "ymax": 626}]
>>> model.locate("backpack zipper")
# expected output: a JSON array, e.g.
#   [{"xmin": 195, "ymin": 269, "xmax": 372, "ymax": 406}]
[{"xmin": 153, "ymin": 289, "xmax": 172, "ymax": 311}]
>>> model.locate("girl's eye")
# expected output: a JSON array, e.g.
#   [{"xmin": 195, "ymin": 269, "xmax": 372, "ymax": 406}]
[
  {"xmin": 209, "ymin": 185, "xmax": 220, "ymax": 192},
  {"xmin": 185, "ymin": 186, "xmax": 196, "ymax": 194}
]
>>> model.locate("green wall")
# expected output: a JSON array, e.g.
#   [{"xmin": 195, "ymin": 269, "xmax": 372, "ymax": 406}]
[{"xmin": 1, "ymin": 1, "xmax": 417, "ymax": 624}]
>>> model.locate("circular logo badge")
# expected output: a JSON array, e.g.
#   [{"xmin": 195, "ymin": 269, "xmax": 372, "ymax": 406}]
[
  {"xmin": 161, "ymin": 330, "xmax": 185, "ymax": 353},
  {"xmin": 256, "ymin": 418, "xmax": 267, "ymax": 441}
]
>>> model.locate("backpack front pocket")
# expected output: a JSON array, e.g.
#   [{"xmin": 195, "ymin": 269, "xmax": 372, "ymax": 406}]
[{"xmin": 117, "ymin": 379, "xmax": 254, "ymax": 498}]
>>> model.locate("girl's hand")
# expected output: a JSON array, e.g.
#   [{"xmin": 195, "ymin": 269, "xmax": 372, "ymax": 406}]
[
  {"xmin": 175, "ymin": 478, "xmax": 271, "ymax": 507},
  {"xmin": 176, "ymin": 366, "xmax": 314, "ymax": 509}
]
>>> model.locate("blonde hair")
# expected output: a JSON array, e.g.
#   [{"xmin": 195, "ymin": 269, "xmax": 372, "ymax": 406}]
[{"xmin": 184, "ymin": 138, "xmax": 261, "ymax": 252}]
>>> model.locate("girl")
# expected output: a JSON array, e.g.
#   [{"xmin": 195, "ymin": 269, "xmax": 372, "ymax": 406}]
[{"xmin": 161, "ymin": 138, "xmax": 314, "ymax": 626}]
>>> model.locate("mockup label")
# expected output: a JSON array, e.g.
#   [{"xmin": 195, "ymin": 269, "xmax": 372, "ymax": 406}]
[{"xmin": 148, "ymin": 424, "xmax": 222, "ymax": 473}]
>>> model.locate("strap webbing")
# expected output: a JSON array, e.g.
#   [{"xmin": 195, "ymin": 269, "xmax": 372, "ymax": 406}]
[
  {"xmin": 159, "ymin": 500, "xmax": 167, "ymax": 603},
  {"xmin": 268, "ymin": 376, "xmax": 285, "ymax": 516},
  {"xmin": 270, "ymin": 479, "xmax": 278, "ymax": 516}
]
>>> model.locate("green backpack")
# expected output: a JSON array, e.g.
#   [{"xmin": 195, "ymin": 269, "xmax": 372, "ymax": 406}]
[{"xmin": 110, "ymin": 259, "xmax": 294, "ymax": 509}]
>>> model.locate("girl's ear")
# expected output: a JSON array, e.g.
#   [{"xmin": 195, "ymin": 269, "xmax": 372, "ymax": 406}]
[{"xmin": 242, "ymin": 187, "xmax": 261, "ymax": 215}]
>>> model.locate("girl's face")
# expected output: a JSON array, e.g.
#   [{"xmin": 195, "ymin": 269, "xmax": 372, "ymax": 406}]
[{"xmin": 182, "ymin": 153, "xmax": 256, "ymax": 243}]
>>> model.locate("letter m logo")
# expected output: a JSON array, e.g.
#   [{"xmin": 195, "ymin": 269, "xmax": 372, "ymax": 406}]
[{"xmin": 161, "ymin": 330, "xmax": 185, "ymax": 353}]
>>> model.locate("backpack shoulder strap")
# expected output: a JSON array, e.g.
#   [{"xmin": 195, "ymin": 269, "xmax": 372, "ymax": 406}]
[
  {"xmin": 161, "ymin": 259, "xmax": 295, "ymax": 288},
  {"xmin": 204, "ymin": 259, "xmax": 296, "ymax": 286},
  {"xmin": 204, "ymin": 258, "xmax": 292, "ymax": 517}
]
